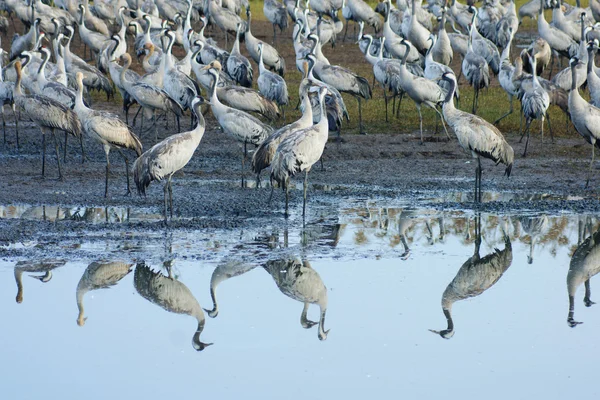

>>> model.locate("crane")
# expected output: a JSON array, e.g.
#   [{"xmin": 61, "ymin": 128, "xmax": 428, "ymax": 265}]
[
  {"xmin": 257, "ymin": 43, "xmax": 290, "ymax": 119},
  {"xmin": 521, "ymin": 54, "xmax": 551, "ymax": 157},
  {"xmin": 568, "ymin": 56, "xmax": 600, "ymax": 188},
  {"xmin": 133, "ymin": 97, "xmax": 206, "ymax": 222},
  {"xmin": 271, "ymin": 88, "xmax": 328, "ymax": 217},
  {"xmin": 226, "ymin": 24, "xmax": 253, "ymax": 88},
  {"xmin": 204, "ymin": 260, "xmax": 257, "ymax": 318},
  {"xmin": 13, "ymin": 60, "xmax": 82, "ymax": 180},
  {"xmin": 203, "ymin": 61, "xmax": 273, "ymax": 186},
  {"xmin": 264, "ymin": 0, "xmax": 289, "ymax": 42},
  {"xmin": 441, "ymin": 72, "xmax": 513, "ymax": 203},
  {"xmin": 73, "ymin": 72, "xmax": 142, "ymax": 197}
]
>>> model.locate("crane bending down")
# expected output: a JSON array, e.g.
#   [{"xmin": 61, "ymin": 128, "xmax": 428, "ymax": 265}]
[
  {"xmin": 441, "ymin": 72, "xmax": 514, "ymax": 203},
  {"xmin": 134, "ymin": 261, "xmax": 212, "ymax": 351},
  {"xmin": 13, "ymin": 61, "xmax": 82, "ymax": 180},
  {"xmin": 134, "ymin": 97, "xmax": 207, "ymax": 222},
  {"xmin": 73, "ymin": 72, "xmax": 142, "ymax": 197},
  {"xmin": 271, "ymin": 88, "xmax": 328, "ymax": 217}
]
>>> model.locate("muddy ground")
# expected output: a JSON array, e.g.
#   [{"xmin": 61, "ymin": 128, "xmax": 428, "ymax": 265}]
[{"xmin": 1, "ymin": 11, "xmax": 599, "ymax": 249}]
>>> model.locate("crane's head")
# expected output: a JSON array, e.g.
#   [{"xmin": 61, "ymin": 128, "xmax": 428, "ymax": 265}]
[
  {"xmin": 569, "ymin": 56, "xmax": 579, "ymax": 67},
  {"xmin": 429, "ymin": 328, "xmax": 455, "ymax": 339},
  {"xmin": 441, "ymin": 71, "xmax": 457, "ymax": 85}
]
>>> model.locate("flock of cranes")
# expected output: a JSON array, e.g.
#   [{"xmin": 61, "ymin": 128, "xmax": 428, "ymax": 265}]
[
  {"xmin": 2, "ymin": 0, "xmax": 600, "ymax": 220},
  {"xmin": 11, "ymin": 213, "xmax": 600, "ymax": 349}
]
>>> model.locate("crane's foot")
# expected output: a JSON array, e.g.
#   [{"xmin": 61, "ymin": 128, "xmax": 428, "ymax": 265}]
[
  {"xmin": 568, "ymin": 317, "xmax": 583, "ymax": 327},
  {"xmin": 584, "ymin": 298, "xmax": 596, "ymax": 307},
  {"xmin": 123, "ymin": 190, "xmax": 132, "ymax": 197}
]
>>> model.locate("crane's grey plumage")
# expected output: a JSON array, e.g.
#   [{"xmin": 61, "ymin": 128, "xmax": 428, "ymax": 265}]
[
  {"xmin": 252, "ymin": 92, "xmax": 313, "ymax": 183},
  {"xmin": 406, "ymin": 0, "xmax": 431, "ymax": 54},
  {"xmin": 74, "ymin": 72, "xmax": 142, "ymax": 198},
  {"xmin": 495, "ymin": 0, "xmax": 518, "ymax": 50},
  {"xmin": 14, "ymin": 259, "xmax": 66, "ymax": 304},
  {"xmin": 133, "ymin": 97, "xmax": 206, "ymax": 221},
  {"xmin": 264, "ymin": 257, "xmax": 329, "ymax": 340},
  {"xmin": 257, "ymin": 43, "xmax": 289, "ymax": 117},
  {"xmin": 246, "ymin": 8, "xmax": 286, "ymax": 76},
  {"xmin": 264, "ymin": 0, "xmax": 289, "ymax": 41},
  {"xmin": 272, "ymin": 88, "xmax": 328, "ymax": 217},
  {"xmin": 425, "ymin": 35, "xmax": 459, "ymax": 101},
  {"xmin": 204, "ymin": 260, "xmax": 257, "ymax": 318},
  {"xmin": 537, "ymin": 0, "xmax": 578, "ymax": 59},
  {"xmin": 430, "ymin": 216, "xmax": 512, "ymax": 339},
  {"xmin": 494, "ymin": 38, "xmax": 518, "ymax": 125},
  {"xmin": 567, "ymin": 222, "xmax": 600, "ymax": 327},
  {"xmin": 568, "ymin": 56, "xmax": 600, "ymax": 188},
  {"xmin": 347, "ymin": 0, "xmax": 382, "ymax": 32},
  {"xmin": 363, "ymin": 35, "xmax": 401, "ymax": 122},
  {"xmin": 226, "ymin": 24, "xmax": 253, "ymax": 87},
  {"xmin": 107, "ymin": 35, "xmax": 140, "ymax": 125},
  {"xmin": 207, "ymin": 0, "xmax": 246, "ymax": 41},
  {"xmin": 76, "ymin": 260, "xmax": 133, "ymax": 326},
  {"xmin": 521, "ymin": 37, "xmax": 551, "ymax": 77},
  {"xmin": 134, "ymin": 261, "xmax": 212, "ymax": 351},
  {"xmin": 442, "ymin": 73, "xmax": 514, "ymax": 202},
  {"xmin": 13, "ymin": 61, "xmax": 82, "ymax": 180},
  {"xmin": 77, "ymin": 4, "xmax": 110, "ymax": 55},
  {"xmin": 521, "ymin": 54, "xmax": 551, "ymax": 157}
]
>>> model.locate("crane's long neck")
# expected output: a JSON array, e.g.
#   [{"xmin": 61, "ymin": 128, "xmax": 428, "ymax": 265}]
[
  {"xmin": 258, "ymin": 48, "xmax": 266, "ymax": 73},
  {"xmin": 317, "ymin": 299, "xmax": 328, "ymax": 340},
  {"xmin": 209, "ymin": 70, "xmax": 221, "ymax": 105},
  {"xmin": 317, "ymin": 92, "xmax": 327, "ymax": 127},
  {"xmin": 300, "ymin": 92, "xmax": 313, "ymax": 122},
  {"xmin": 14, "ymin": 66, "xmax": 23, "ymax": 96},
  {"xmin": 37, "ymin": 51, "xmax": 49, "ymax": 86},
  {"xmin": 571, "ymin": 62, "xmax": 580, "ymax": 92},
  {"xmin": 233, "ymin": 28, "xmax": 241, "ymax": 54},
  {"xmin": 588, "ymin": 48, "xmax": 594, "ymax": 74},
  {"xmin": 191, "ymin": 102, "xmax": 206, "ymax": 142},
  {"xmin": 442, "ymin": 78, "xmax": 457, "ymax": 114},
  {"xmin": 185, "ymin": 0, "xmax": 192, "ymax": 34},
  {"xmin": 75, "ymin": 76, "xmax": 87, "ymax": 112},
  {"xmin": 365, "ymin": 37, "xmax": 377, "ymax": 65},
  {"xmin": 165, "ymin": 35, "xmax": 175, "ymax": 70},
  {"xmin": 119, "ymin": 58, "xmax": 130, "ymax": 87},
  {"xmin": 206, "ymin": 282, "xmax": 219, "ymax": 318}
]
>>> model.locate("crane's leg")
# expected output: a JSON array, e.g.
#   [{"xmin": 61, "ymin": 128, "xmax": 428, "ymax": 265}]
[
  {"xmin": 343, "ymin": 20, "xmax": 349, "ymax": 42},
  {"xmin": 493, "ymin": 95, "xmax": 513, "ymax": 125},
  {"xmin": 154, "ymin": 114, "xmax": 158, "ymax": 142},
  {"xmin": 396, "ymin": 93, "xmax": 404, "ymax": 118},
  {"xmin": 586, "ymin": 143, "xmax": 595, "ymax": 189},
  {"xmin": 383, "ymin": 87, "xmax": 388, "ymax": 122},
  {"xmin": 104, "ymin": 150, "xmax": 110, "ymax": 198},
  {"xmin": 256, "ymin": 172, "xmax": 261, "ymax": 189},
  {"xmin": 546, "ymin": 112, "xmax": 554, "ymax": 143},
  {"xmin": 568, "ymin": 295, "xmax": 582, "ymax": 327},
  {"xmin": 1, "ymin": 106, "xmax": 5, "ymax": 144},
  {"xmin": 284, "ymin": 179, "xmax": 290, "ymax": 218},
  {"xmin": 417, "ymin": 104, "xmax": 424, "ymax": 145},
  {"xmin": 52, "ymin": 130, "xmax": 63, "ymax": 181},
  {"xmin": 519, "ymin": 110, "xmax": 526, "ymax": 142},
  {"xmin": 303, "ymin": 169, "xmax": 309, "ymax": 218},
  {"xmin": 41, "ymin": 130, "xmax": 46, "ymax": 178},
  {"xmin": 132, "ymin": 106, "xmax": 142, "ymax": 127},
  {"xmin": 584, "ymin": 279, "xmax": 596, "ymax": 307},
  {"xmin": 118, "ymin": 149, "xmax": 131, "ymax": 196},
  {"xmin": 241, "ymin": 146, "xmax": 246, "ymax": 188},
  {"xmin": 523, "ymin": 119, "xmax": 532, "ymax": 157},
  {"xmin": 472, "ymin": 88, "xmax": 478, "ymax": 114},
  {"xmin": 272, "ymin": 23, "xmax": 276, "ymax": 44},
  {"xmin": 63, "ymin": 131, "xmax": 68, "ymax": 163},
  {"xmin": 168, "ymin": 177, "xmax": 173, "ymax": 219},
  {"xmin": 13, "ymin": 105, "xmax": 19, "ymax": 151},
  {"xmin": 540, "ymin": 116, "xmax": 544, "ymax": 144},
  {"xmin": 478, "ymin": 158, "xmax": 482, "ymax": 203},
  {"xmin": 79, "ymin": 134, "xmax": 85, "ymax": 164},
  {"xmin": 268, "ymin": 175, "xmax": 275, "ymax": 205},
  {"xmin": 357, "ymin": 96, "xmax": 365, "ymax": 135},
  {"xmin": 320, "ymin": 156, "xmax": 324, "ymax": 171},
  {"xmin": 163, "ymin": 181, "xmax": 169, "ymax": 224}
]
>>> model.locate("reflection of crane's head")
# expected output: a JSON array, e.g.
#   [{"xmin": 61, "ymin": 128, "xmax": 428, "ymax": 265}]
[
  {"xmin": 77, "ymin": 315, "xmax": 87, "ymax": 327},
  {"xmin": 527, "ymin": 255, "xmax": 533, "ymax": 265},
  {"xmin": 429, "ymin": 328, "xmax": 455, "ymax": 339}
]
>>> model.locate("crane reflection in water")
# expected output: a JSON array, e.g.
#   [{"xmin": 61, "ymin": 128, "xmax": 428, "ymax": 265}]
[
  {"xmin": 567, "ymin": 219, "xmax": 600, "ymax": 327},
  {"xmin": 133, "ymin": 261, "xmax": 213, "ymax": 351},
  {"xmin": 14, "ymin": 259, "xmax": 66, "ymax": 303},
  {"xmin": 430, "ymin": 214, "xmax": 513, "ymax": 339},
  {"xmin": 76, "ymin": 260, "xmax": 133, "ymax": 326}
]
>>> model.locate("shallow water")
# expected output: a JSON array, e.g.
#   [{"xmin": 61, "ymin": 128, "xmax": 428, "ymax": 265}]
[{"xmin": 1, "ymin": 203, "xmax": 599, "ymax": 399}]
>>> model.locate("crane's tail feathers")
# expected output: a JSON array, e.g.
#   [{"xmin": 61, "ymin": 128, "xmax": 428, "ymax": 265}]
[{"xmin": 133, "ymin": 154, "xmax": 152, "ymax": 196}]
